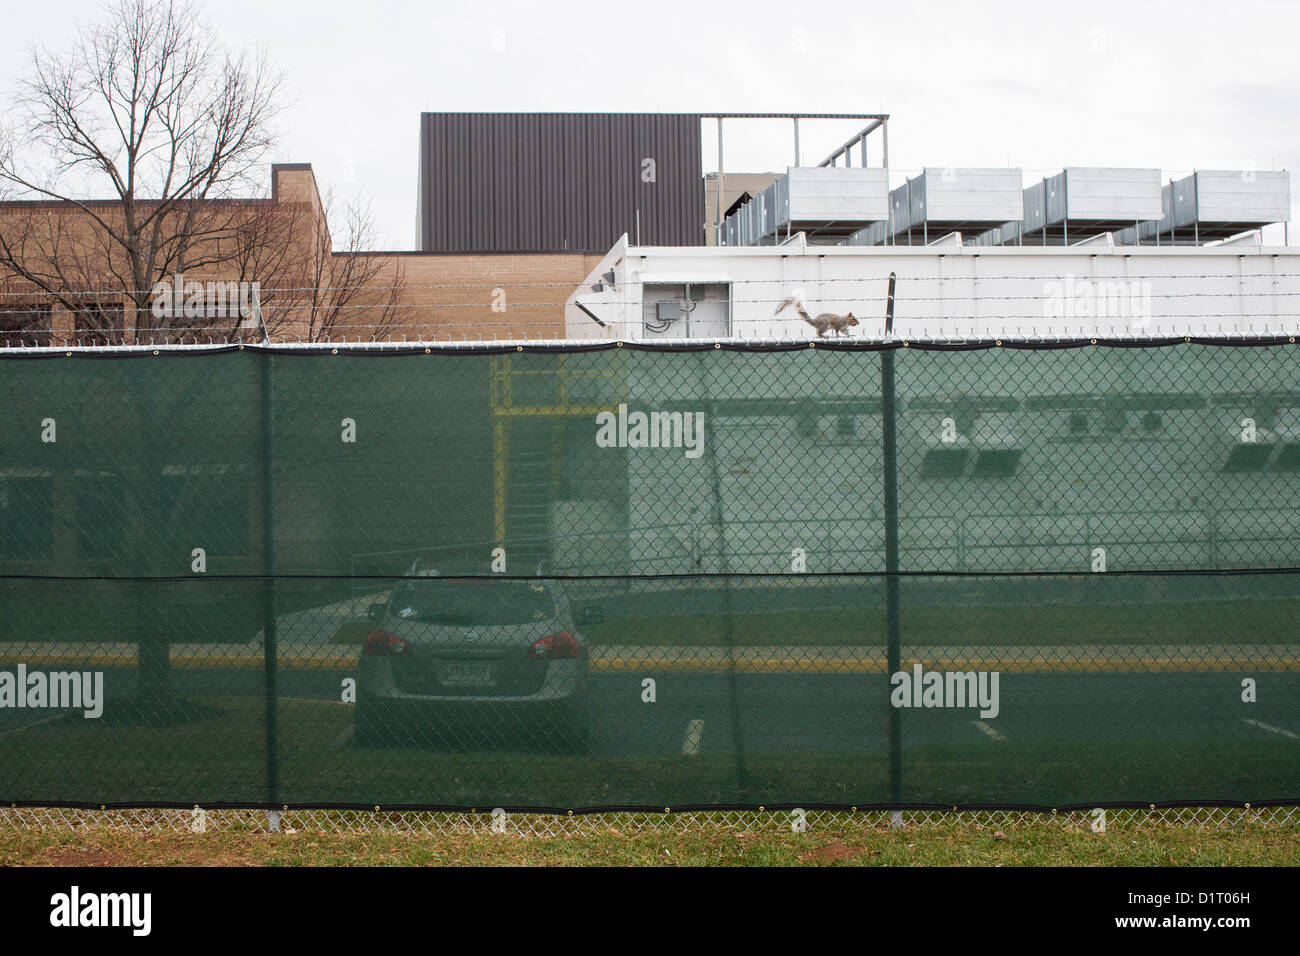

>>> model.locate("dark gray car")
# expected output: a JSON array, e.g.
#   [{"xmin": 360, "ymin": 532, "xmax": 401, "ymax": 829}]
[{"xmin": 355, "ymin": 575, "xmax": 590, "ymax": 753}]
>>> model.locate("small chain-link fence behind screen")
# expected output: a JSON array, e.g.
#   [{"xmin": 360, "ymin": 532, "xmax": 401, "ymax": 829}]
[{"xmin": 0, "ymin": 339, "xmax": 1297, "ymax": 811}]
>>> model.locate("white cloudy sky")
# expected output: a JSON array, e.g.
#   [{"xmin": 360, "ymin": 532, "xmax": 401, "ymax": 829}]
[{"xmin": 2, "ymin": 0, "xmax": 1298, "ymax": 248}]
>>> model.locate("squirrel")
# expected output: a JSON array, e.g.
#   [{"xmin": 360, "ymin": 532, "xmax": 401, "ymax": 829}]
[{"xmin": 774, "ymin": 296, "xmax": 860, "ymax": 337}]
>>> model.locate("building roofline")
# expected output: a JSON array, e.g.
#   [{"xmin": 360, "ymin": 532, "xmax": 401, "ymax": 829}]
[
  {"xmin": 0, "ymin": 163, "xmax": 316, "ymax": 210},
  {"xmin": 330, "ymin": 248, "xmax": 608, "ymax": 258}
]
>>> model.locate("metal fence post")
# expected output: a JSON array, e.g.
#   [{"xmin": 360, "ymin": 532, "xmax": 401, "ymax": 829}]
[
  {"xmin": 260, "ymin": 349, "xmax": 281, "ymax": 812},
  {"xmin": 880, "ymin": 274, "xmax": 903, "ymax": 813}
]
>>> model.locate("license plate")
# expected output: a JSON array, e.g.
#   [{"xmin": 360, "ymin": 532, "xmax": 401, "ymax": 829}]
[{"xmin": 443, "ymin": 661, "xmax": 492, "ymax": 685}]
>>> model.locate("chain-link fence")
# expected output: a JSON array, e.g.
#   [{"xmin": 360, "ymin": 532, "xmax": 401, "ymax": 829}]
[
  {"xmin": 0, "ymin": 339, "xmax": 1297, "ymax": 817},
  {"xmin": 0, "ymin": 806, "xmax": 1295, "ymax": 837}
]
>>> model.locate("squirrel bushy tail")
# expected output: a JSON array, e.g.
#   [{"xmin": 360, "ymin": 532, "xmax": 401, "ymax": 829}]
[
  {"xmin": 776, "ymin": 296, "xmax": 858, "ymax": 336},
  {"xmin": 775, "ymin": 296, "xmax": 814, "ymax": 324}
]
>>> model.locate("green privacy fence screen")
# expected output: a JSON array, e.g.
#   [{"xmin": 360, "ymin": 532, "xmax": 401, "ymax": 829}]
[{"xmin": 0, "ymin": 339, "xmax": 1297, "ymax": 810}]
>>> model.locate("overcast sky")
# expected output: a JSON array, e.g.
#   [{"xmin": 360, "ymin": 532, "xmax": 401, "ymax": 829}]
[{"xmin": 3, "ymin": 0, "xmax": 1298, "ymax": 249}]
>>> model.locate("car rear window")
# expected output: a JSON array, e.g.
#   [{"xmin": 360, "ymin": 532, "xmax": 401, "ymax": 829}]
[{"xmin": 388, "ymin": 580, "xmax": 557, "ymax": 626}]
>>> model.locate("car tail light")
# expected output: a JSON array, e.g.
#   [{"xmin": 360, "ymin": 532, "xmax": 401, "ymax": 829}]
[
  {"xmin": 528, "ymin": 631, "xmax": 581, "ymax": 659},
  {"xmin": 363, "ymin": 629, "xmax": 409, "ymax": 657}
]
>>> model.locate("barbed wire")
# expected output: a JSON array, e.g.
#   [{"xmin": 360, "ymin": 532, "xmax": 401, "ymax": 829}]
[
  {"xmin": 3, "ymin": 326, "xmax": 1299, "ymax": 350},
  {"xmin": 3, "ymin": 329, "xmax": 1295, "ymax": 348},
  {"xmin": 3, "ymin": 268, "xmax": 1300, "ymax": 300},
  {"xmin": 5, "ymin": 330, "xmax": 1300, "ymax": 350},
  {"xmin": 3, "ymin": 297, "xmax": 1300, "ymax": 320},
  {"xmin": 4, "ymin": 290, "xmax": 1300, "ymax": 312},
  {"xmin": 1, "ymin": 283, "xmax": 1298, "ymax": 346}
]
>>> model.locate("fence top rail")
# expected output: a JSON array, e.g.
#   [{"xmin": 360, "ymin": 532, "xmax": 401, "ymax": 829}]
[{"xmin": 2, "ymin": 332, "xmax": 1300, "ymax": 356}]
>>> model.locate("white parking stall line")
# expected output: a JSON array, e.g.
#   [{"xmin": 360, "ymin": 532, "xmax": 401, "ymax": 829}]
[
  {"xmin": 973, "ymin": 720, "xmax": 1006, "ymax": 742},
  {"xmin": 1243, "ymin": 718, "xmax": 1298, "ymax": 740},
  {"xmin": 681, "ymin": 718, "xmax": 705, "ymax": 755}
]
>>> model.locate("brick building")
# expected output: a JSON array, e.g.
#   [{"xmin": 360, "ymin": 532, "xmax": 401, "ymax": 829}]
[{"xmin": 0, "ymin": 163, "xmax": 604, "ymax": 346}]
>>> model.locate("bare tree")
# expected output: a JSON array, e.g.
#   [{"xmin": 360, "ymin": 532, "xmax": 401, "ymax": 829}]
[
  {"xmin": 270, "ymin": 190, "xmax": 405, "ymax": 342},
  {"xmin": 0, "ymin": 0, "xmax": 290, "ymax": 716},
  {"xmin": 0, "ymin": 0, "xmax": 283, "ymax": 337}
]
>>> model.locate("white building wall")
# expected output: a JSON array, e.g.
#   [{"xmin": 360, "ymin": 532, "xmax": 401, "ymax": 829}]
[
  {"xmin": 558, "ymin": 238, "xmax": 1300, "ymax": 577},
  {"xmin": 567, "ymin": 237, "xmax": 1300, "ymax": 341},
  {"xmin": 597, "ymin": 347, "xmax": 1300, "ymax": 576}
]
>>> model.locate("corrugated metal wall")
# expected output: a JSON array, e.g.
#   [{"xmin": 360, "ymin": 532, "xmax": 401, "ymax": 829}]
[{"xmin": 418, "ymin": 113, "xmax": 704, "ymax": 252}]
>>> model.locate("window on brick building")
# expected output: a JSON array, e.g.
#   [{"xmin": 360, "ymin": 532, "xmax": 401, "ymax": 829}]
[
  {"xmin": 74, "ymin": 303, "xmax": 126, "ymax": 346},
  {"xmin": 0, "ymin": 303, "xmax": 54, "ymax": 347}
]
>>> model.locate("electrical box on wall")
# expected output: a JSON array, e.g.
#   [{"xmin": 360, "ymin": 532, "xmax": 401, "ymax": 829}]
[
  {"xmin": 641, "ymin": 282, "xmax": 731, "ymax": 338},
  {"xmin": 656, "ymin": 301, "xmax": 682, "ymax": 322}
]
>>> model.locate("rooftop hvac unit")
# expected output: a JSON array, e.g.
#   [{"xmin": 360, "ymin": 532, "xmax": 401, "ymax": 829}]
[
  {"xmin": 724, "ymin": 167, "xmax": 889, "ymax": 245},
  {"xmin": 1009, "ymin": 168, "xmax": 1163, "ymax": 245},
  {"xmin": 1137, "ymin": 171, "xmax": 1291, "ymax": 245},
  {"xmin": 888, "ymin": 168, "xmax": 1024, "ymax": 245}
]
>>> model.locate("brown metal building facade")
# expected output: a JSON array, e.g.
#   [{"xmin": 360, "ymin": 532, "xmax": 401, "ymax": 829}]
[{"xmin": 417, "ymin": 112, "xmax": 704, "ymax": 253}]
